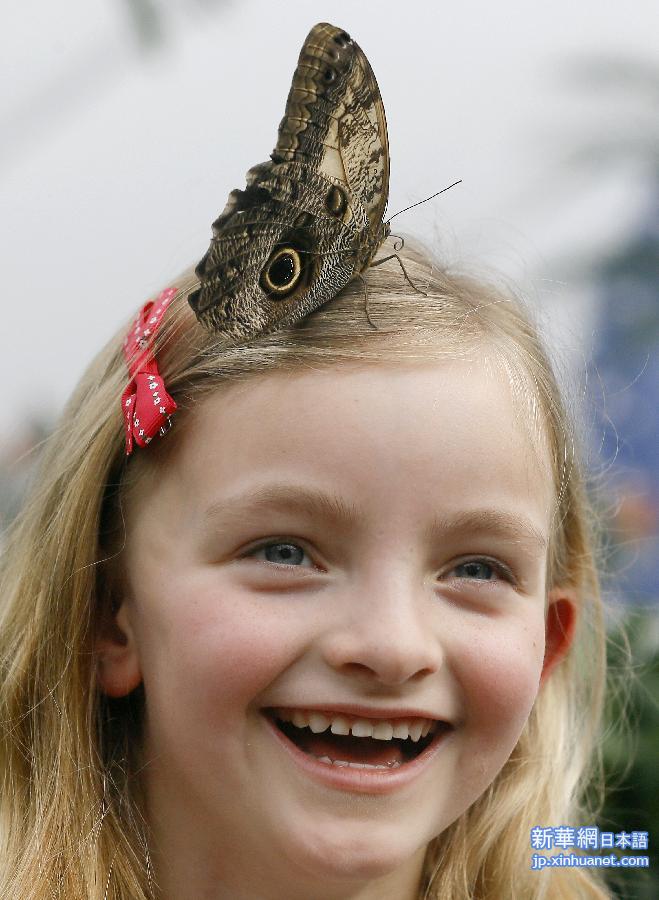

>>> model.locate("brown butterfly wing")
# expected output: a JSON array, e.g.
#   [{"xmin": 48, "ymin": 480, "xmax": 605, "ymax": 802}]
[
  {"xmin": 274, "ymin": 22, "xmax": 390, "ymax": 263},
  {"xmin": 188, "ymin": 23, "xmax": 390, "ymax": 341}
]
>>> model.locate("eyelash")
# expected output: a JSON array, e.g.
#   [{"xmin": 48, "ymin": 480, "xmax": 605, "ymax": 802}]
[{"xmin": 242, "ymin": 540, "xmax": 515, "ymax": 584}]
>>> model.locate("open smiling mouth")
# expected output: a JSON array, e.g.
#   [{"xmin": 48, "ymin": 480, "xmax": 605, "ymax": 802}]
[{"xmin": 266, "ymin": 707, "xmax": 450, "ymax": 770}]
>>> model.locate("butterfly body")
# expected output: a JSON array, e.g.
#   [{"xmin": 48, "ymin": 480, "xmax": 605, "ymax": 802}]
[{"xmin": 189, "ymin": 23, "xmax": 390, "ymax": 341}]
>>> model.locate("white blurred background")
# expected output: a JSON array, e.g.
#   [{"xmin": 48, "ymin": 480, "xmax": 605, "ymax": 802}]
[{"xmin": 1, "ymin": 0, "xmax": 658, "ymax": 603}]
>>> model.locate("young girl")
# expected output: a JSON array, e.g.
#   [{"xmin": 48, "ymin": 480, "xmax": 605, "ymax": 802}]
[{"xmin": 0, "ymin": 243, "xmax": 610, "ymax": 899}]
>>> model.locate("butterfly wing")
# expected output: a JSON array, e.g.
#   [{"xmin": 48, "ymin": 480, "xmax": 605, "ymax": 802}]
[
  {"xmin": 274, "ymin": 22, "xmax": 390, "ymax": 265},
  {"xmin": 189, "ymin": 23, "xmax": 390, "ymax": 341}
]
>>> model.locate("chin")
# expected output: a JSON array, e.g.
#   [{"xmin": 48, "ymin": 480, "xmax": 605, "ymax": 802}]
[{"xmin": 283, "ymin": 818, "xmax": 428, "ymax": 884}]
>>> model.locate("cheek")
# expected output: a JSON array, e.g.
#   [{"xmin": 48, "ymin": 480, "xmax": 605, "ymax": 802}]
[
  {"xmin": 454, "ymin": 611, "xmax": 546, "ymax": 748},
  {"xmin": 434, "ymin": 609, "xmax": 547, "ymax": 823},
  {"xmin": 194, "ymin": 607, "xmax": 299, "ymax": 708},
  {"xmin": 137, "ymin": 577, "xmax": 306, "ymax": 718}
]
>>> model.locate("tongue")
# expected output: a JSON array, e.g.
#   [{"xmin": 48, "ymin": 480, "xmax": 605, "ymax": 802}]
[{"xmin": 301, "ymin": 731, "xmax": 404, "ymax": 766}]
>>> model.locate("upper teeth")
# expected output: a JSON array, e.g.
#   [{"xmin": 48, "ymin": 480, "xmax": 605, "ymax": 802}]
[{"xmin": 274, "ymin": 708, "xmax": 436, "ymax": 742}]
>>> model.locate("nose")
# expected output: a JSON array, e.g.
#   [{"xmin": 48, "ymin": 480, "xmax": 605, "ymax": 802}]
[{"xmin": 319, "ymin": 573, "xmax": 444, "ymax": 687}]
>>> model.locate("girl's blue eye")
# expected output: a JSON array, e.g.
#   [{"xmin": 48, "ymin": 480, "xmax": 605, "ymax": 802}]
[
  {"xmin": 250, "ymin": 541, "xmax": 307, "ymax": 566},
  {"xmin": 246, "ymin": 545, "xmax": 509, "ymax": 581},
  {"xmin": 453, "ymin": 560, "xmax": 497, "ymax": 581},
  {"xmin": 453, "ymin": 560, "xmax": 494, "ymax": 581}
]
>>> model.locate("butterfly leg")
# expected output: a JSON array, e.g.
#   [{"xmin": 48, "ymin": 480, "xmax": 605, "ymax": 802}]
[
  {"xmin": 370, "ymin": 253, "xmax": 428, "ymax": 298},
  {"xmin": 356, "ymin": 272, "xmax": 379, "ymax": 330}
]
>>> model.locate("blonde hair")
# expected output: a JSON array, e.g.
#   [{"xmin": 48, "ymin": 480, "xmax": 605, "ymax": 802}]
[{"xmin": 0, "ymin": 243, "xmax": 609, "ymax": 898}]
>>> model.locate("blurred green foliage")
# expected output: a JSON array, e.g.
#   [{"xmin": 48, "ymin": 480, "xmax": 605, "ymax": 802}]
[{"xmin": 600, "ymin": 609, "xmax": 659, "ymax": 899}]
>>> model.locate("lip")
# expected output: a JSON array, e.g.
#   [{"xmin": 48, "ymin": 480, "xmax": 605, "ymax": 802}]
[
  {"xmin": 267, "ymin": 703, "xmax": 447, "ymax": 721},
  {"xmin": 262, "ymin": 709, "xmax": 453, "ymax": 796}
]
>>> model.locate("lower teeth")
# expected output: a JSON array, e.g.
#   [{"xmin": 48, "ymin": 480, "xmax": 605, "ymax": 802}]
[{"xmin": 314, "ymin": 755, "xmax": 401, "ymax": 770}]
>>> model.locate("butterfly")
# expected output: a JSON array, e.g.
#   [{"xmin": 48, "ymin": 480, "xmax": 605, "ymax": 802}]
[{"xmin": 188, "ymin": 22, "xmax": 390, "ymax": 342}]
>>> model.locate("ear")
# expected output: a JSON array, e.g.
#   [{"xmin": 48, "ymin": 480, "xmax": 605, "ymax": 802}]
[
  {"xmin": 540, "ymin": 587, "xmax": 578, "ymax": 684},
  {"xmin": 95, "ymin": 601, "xmax": 142, "ymax": 697}
]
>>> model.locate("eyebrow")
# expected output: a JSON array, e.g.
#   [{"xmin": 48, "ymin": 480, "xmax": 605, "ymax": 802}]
[
  {"xmin": 202, "ymin": 484, "xmax": 547, "ymax": 550},
  {"xmin": 424, "ymin": 509, "xmax": 548, "ymax": 551},
  {"xmin": 202, "ymin": 484, "xmax": 360, "ymax": 530}
]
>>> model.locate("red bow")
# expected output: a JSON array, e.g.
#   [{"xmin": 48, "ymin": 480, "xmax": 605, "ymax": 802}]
[{"xmin": 121, "ymin": 287, "xmax": 178, "ymax": 455}]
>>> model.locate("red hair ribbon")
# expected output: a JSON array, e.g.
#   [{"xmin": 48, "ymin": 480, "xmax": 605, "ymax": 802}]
[{"xmin": 121, "ymin": 287, "xmax": 178, "ymax": 455}]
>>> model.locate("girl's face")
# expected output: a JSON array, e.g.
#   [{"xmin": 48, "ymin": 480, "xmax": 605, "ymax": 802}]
[{"xmin": 102, "ymin": 360, "xmax": 573, "ymax": 900}]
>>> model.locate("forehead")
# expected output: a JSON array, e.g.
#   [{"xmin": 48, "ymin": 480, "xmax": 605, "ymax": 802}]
[{"xmin": 127, "ymin": 359, "xmax": 554, "ymax": 536}]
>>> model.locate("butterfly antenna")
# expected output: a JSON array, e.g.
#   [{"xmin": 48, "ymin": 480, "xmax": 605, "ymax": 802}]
[{"xmin": 388, "ymin": 180, "xmax": 462, "ymax": 222}]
